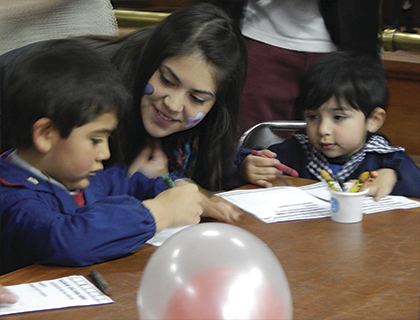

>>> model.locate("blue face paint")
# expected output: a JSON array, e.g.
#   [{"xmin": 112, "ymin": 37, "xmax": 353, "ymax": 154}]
[
  {"xmin": 185, "ymin": 112, "xmax": 205, "ymax": 128},
  {"xmin": 144, "ymin": 84, "xmax": 154, "ymax": 95}
]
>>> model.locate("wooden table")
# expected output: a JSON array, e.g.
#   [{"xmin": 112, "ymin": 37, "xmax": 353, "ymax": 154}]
[{"xmin": 1, "ymin": 177, "xmax": 419, "ymax": 320}]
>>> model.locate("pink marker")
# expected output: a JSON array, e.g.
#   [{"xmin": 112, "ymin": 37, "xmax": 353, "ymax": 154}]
[{"xmin": 251, "ymin": 150, "xmax": 299, "ymax": 177}]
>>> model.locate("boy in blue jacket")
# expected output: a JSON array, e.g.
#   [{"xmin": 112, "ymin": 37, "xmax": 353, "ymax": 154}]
[
  {"xmin": 236, "ymin": 51, "xmax": 420, "ymax": 199},
  {"xmin": 0, "ymin": 39, "xmax": 204, "ymax": 275}
]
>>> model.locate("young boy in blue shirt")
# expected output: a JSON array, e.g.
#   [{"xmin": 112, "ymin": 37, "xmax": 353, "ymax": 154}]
[
  {"xmin": 236, "ymin": 51, "xmax": 420, "ymax": 199},
  {"xmin": 0, "ymin": 39, "xmax": 204, "ymax": 275}
]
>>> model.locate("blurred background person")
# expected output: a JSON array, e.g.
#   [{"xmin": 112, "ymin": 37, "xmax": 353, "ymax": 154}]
[
  {"xmin": 0, "ymin": 0, "xmax": 118, "ymax": 55},
  {"xmin": 199, "ymin": 0, "xmax": 381, "ymax": 134}
]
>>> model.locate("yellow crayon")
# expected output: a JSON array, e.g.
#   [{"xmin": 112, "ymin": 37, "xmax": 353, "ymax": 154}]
[
  {"xmin": 349, "ymin": 171, "xmax": 370, "ymax": 192},
  {"xmin": 320, "ymin": 170, "xmax": 342, "ymax": 192},
  {"xmin": 361, "ymin": 171, "xmax": 379, "ymax": 190}
]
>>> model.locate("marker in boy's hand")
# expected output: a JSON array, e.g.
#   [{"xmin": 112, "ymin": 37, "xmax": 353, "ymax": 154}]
[
  {"xmin": 162, "ymin": 173, "xmax": 176, "ymax": 188},
  {"xmin": 251, "ymin": 150, "xmax": 299, "ymax": 177},
  {"xmin": 240, "ymin": 149, "xmax": 298, "ymax": 188}
]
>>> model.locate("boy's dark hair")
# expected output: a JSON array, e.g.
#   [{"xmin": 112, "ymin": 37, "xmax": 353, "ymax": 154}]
[
  {"xmin": 5, "ymin": 39, "xmax": 131, "ymax": 149},
  {"xmin": 295, "ymin": 51, "xmax": 388, "ymax": 119}
]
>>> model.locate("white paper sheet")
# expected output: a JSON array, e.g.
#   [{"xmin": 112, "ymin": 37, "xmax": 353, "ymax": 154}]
[
  {"xmin": 0, "ymin": 276, "xmax": 113, "ymax": 316},
  {"xmin": 217, "ymin": 183, "xmax": 420, "ymax": 223},
  {"xmin": 146, "ymin": 225, "xmax": 193, "ymax": 247}
]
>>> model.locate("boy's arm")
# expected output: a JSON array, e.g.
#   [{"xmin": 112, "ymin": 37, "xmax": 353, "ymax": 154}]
[
  {"xmin": 143, "ymin": 180, "xmax": 203, "ymax": 232},
  {"xmin": 96, "ymin": 165, "xmax": 168, "ymax": 199},
  {"xmin": 360, "ymin": 152, "xmax": 420, "ymax": 199},
  {"xmin": 390, "ymin": 153, "xmax": 420, "ymax": 198},
  {"xmin": 2, "ymin": 178, "xmax": 204, "ymax": 273},
  {"xmin": 90, "ymin": 166, "xmax": 204, "ymax": 231},
  {"xmin": 363, "ymin": 168, "xmax": 397, "ymax": 201},
  {"xmin": 0, "ymin": 192, "xmax": 157, "ymax": 273}
]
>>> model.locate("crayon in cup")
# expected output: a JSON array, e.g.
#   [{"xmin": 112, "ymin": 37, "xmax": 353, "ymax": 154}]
[
  {"xmin": 320, "ymin": 170, "xmax": 343, "ymax": 192},
  {"xmin": 349, "ymin": 171, "xmax": 370, "ymax": 192},
  {"xmin": 361, "ymin": 171, "xmax": 378, "ymax": 189}
]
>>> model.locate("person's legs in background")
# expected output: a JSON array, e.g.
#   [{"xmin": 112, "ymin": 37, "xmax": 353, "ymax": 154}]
[{"xmin": 239, "ymin": 37, "xmax": 325, "ymax": 135}]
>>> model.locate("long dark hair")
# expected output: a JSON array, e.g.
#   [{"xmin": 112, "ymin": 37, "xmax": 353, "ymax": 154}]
[{"xmin": 111, "ymin": 3, "xmax": 247, "ymax": 190}]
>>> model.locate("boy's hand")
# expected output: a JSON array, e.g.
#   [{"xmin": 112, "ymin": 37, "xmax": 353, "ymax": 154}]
[
  {"xmin": 361, "ymin": 168, "xmax": 397, "ymax": 201},
  {"xmin": 240, "ymin": 149, "xmax": 282, "ymax": 187},
  {"xmin": 143, "ymin": 181, "xmax": 204, "ymax": 232},
  {"xmin": 127, "ymin": 140, "xmax": 168, "ymax": 178}
]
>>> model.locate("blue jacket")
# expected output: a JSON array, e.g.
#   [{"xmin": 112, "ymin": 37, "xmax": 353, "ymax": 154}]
[
  {"xmin": 233, "ymin": 135, "xmax": 420, "ymax": 198},
  {"xmin": 0, "ymin": 150, "xmax": 169, "ymax": 274}
]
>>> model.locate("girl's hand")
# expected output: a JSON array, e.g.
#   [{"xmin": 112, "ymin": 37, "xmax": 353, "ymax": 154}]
[
  {"xmin": 201, "ymin": 196, "xmax": 242, "ymax": 223},
  {"xmin": 0, "ymin": 285, "xmax": 18, "ymax": 304},
  {"xmin": 361, "ymin": 168, "xmax": 397, "ymax": 201},
  {"xmin": 128, "ymin": 140, "xmax": 168, "ymax": 178},
  {"xmin": 240, "ymin": 149, "xmax": 282, "ymax": 187}
]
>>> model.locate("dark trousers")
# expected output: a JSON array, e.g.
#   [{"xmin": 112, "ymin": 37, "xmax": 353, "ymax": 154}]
[{"xmin": 239, "ymin": 38, "xmax": 326, "ymax": 134}]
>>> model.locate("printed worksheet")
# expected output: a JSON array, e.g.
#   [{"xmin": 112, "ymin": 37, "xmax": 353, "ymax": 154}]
[
  {"xmin": 299, "ymin": 182, "xmax": 420, "ymax": 214},
  {"xmin": 218, "ymin": 186, "xmax": 331, "ymax": 223},
  {"xmin": 0, "ymin": 276, "xmax": 113, "ymax": 316},
  {"xmin": 217, "ymin": 183, "xmax": 420, "ymax": 223}
]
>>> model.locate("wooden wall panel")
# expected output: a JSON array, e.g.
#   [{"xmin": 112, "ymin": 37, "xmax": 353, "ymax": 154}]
[{"xmin": 381, "ymin": 53, "xmax": 420, "ymax": 157}]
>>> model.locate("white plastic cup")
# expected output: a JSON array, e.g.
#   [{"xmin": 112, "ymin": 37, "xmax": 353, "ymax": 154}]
[{"xmin": 330, "ymin": 187, "xmax": 369, "ymax": 223}]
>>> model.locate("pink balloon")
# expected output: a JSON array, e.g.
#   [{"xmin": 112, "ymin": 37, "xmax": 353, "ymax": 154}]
[
  {"xmin": 138, "ymin": 223, "xmax": 292, "ymax": 319},
  {"xmin": 163, "ymin": 266, "xmax": 288, "ymax": 320}
]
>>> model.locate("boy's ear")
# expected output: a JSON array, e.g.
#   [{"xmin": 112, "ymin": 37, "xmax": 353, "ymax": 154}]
[
  {"xmin": 366, "ymin": 107, "xmax": 386, "ymax": 133},
  {"xmin": 32, "ymin": 117, "xmax": 56, "ymax": 153}
]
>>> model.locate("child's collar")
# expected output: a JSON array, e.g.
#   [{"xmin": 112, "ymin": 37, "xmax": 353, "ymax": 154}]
[
  {"xmin": 326, "ymin": 156, "xmax": 349, "ymax": 165},
  {"xmin": 9, "ymin": 150, "xmax": 79, "ymax": 194}
]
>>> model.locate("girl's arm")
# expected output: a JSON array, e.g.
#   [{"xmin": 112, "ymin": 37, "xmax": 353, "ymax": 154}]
[{"xmin": 127, "ymin": 140, "xmax": 168, "ymax": 179}]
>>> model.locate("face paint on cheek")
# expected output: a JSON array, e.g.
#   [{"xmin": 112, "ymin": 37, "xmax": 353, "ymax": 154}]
[
  {"xmin": 144, "ymin": 83, "xmax": 154, "ymax": 95},
  {"xmin": 185, "ymin": 112, "xmax": 205, "ymax": 128}
]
